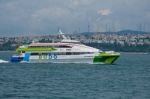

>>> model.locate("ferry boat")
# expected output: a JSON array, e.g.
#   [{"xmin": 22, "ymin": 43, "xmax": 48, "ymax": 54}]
[{"xmin": 11, "ymin": 30, "xmax": 120, "ymax": 64}]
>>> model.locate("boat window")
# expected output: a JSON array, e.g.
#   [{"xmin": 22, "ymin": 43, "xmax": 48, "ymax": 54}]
[
  {"xmin": 29, "ymin": 46, "xmax": 52, "ymax": 48},
  {"xmin": 31, "ymin": 53, "xmax": 39, "ymax": 55},
  {"xmin": 29, "ymin": 45, "xmax": 72, "ymax": 48},
  {"xmin": 30, "ymin": 52, "xmax": 94, "ymax": 56},
  {"xmin": 57, "ymin": 46, "xmax": 72, "ymax": 48},
  {"xmin": 66, "ymin": 52, "xmax": 72, "ymax": 55}
]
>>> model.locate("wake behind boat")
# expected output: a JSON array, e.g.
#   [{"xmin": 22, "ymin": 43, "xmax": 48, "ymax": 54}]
[
  {"xmin": 11, "ymin": 30, "xmax": 120, "ymax": 64},
  {"xmin": 0, "ymin": 59, "xmax": 8, "ymax": 63}
]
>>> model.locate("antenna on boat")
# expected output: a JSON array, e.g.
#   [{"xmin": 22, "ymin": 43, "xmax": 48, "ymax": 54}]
[
  {"xmin": 58, "ymin": 29, "xmax": 80, "ymax": 43},
  {"xmin": 59, "ymin": 29, "xmax": 70, "ymax": 40}
]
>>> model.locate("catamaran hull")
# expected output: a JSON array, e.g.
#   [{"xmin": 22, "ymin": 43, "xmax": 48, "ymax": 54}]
[
  {"xmin": 29, "ymin": 58, "xmax": 93, "ymax": 64},
  {"xmin": 18, "ymin": 54, "xmax": 120, "ymax": 64}
]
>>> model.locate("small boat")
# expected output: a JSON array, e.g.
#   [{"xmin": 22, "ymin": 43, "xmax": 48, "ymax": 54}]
[{"xmin": 11, "ymin": 30, "xmax": 120, "ymax": 64}]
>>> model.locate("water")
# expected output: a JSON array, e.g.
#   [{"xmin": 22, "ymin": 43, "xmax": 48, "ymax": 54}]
[{"xmin": 0, "ymin": 51, "xmax": 150, "ymax": 99}]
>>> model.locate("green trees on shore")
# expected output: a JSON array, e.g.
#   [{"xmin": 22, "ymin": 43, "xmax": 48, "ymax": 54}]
[{"xmin": 86, "ymin": 43, "xmax": 150, "ymax": 52}]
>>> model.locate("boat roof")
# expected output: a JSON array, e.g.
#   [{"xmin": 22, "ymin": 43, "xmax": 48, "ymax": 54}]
[
  {"xmin": 61, "ymin": 39, "xmax": 80, "ymax": 43},
  {"xmin": 29, "ymin": 43, "xmax": 72, "ymax": 47}
]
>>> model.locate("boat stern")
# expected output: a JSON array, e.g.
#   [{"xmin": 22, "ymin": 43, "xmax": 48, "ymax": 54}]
[{"xmin": 11, "ymin": 55, "xmax": 24, "ymax": 63}]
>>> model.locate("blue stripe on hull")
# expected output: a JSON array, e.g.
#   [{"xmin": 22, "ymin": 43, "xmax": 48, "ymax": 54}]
[{"xmin": 23, "ymin": 53, "xmax": 31, "ymax": 61}]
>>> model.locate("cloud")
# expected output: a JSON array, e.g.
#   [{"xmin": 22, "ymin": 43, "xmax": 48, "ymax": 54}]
[
  {"xmin": 97, "ymin": 9, "xmax": 112, "ymax": 16},
  {"xmin": 0, "ymin": 0, "xmax": 150, "ymax": 36},
  {"xmin": 70, "ymin": 0, "xmax": 96, "ymax": 6}
]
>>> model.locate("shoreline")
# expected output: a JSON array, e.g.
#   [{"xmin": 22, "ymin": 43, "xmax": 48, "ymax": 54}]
[
  {"xmin": 120, "ymin": 52, "xmax": 149, "ymax": 54},
  {"xmin": 0, "ymin": 51, "xmax": 149, "ymax": 54}
]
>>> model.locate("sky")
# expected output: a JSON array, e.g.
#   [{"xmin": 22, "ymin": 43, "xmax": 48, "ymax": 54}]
[{"xmin": 0, "ymin": 0, "xmax": 150, "ymax": 36}]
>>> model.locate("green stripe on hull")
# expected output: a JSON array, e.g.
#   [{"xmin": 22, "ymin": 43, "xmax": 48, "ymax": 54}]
[
  {"xmin": 93, "ymin": 54, "xmax": 120, "ymax": 64},
  {"xmin": 16, "ymin": 47, "xmax": 56, "ymax": 52}
]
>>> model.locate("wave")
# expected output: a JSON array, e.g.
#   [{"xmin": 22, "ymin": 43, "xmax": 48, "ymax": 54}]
[{"xmin": 0, "ymin": 59, "xmax": 9, "ymax": 63}]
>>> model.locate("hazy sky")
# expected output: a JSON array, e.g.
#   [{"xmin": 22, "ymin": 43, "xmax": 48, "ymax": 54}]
[{"xmin": 0, "ymin": 0, "xmax": 150, "ymax": 36}]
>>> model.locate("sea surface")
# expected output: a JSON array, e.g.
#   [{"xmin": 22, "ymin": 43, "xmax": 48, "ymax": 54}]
[{"xmin": 0, "ymin": 51, "xmax": 150, "ymax": 99}]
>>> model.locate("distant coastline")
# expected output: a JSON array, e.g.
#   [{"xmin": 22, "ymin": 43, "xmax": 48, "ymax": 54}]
[{"xmin": 0, "ymin": 30, "xmax": 150, "ymax": 52}]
